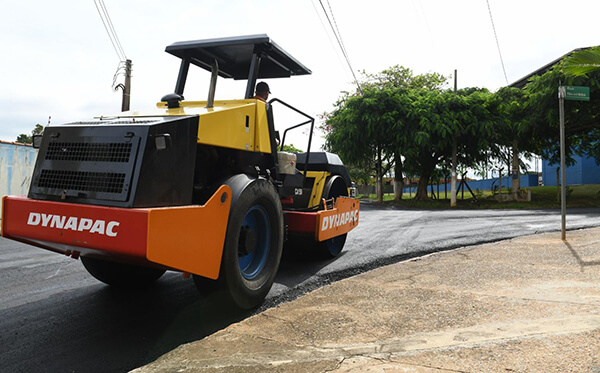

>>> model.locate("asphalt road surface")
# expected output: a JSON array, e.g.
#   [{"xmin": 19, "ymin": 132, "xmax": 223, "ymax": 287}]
[{"xmin": 2, "ymin": 204, "xmax": 600, "ymax": 372}]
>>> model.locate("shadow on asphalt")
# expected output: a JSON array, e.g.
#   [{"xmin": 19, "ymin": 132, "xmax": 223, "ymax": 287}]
[
  {"xmin": 0, "ymin": 274, "xmax": 250, "ymax": 373},
  {"xmin": 0, "ymin": 249, "xmax": 348, "ymax": 373}
]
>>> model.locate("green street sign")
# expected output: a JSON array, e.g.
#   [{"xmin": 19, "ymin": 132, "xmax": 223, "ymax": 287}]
[{"xmin": 565, "ymin": 85, "xmax": 590, "ymax": 101}]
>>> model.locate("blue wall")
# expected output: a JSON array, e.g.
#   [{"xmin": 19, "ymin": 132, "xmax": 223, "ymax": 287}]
[{"xmin": 542, "ymin": 155, "xmax": 600, "ymax": 186}]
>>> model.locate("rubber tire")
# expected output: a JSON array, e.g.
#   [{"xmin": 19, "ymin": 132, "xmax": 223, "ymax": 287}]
[
  {"xmin": 317, "ymin": 175, "xmax": 349, "ymax": 258},
  {"xmin": 81, "ymin": 256, "xmax": 166, "ymax": 288},
  {"xmin": 219, "ymin": 178, "xmax": 283, "ymax": 309}
]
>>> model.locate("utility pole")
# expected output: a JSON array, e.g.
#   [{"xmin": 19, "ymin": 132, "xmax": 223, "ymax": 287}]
[
  {"xmin": 557, "ymin": 84, "xmax": 589, "ymax": 239},
  {"xmin": 450, "ymin": 69, "xmax": 458, "ymax": 207},
  {"xmin": 558, "ymin": 85, "xmax": 566, "ymax": 240},
  {"xmin": 121, "ymin": 59, "xmax": 132, "ymax": 112}
]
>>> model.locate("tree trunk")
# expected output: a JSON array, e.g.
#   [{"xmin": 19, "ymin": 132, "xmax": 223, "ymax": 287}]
[
  {"xmin": 450, "ymin": 137, "xmax": 457, "ymax": 207},
  {"xmin": 414, "ymin": 173, "xmax": 431, "ymax": 200},
  {"xmin": 512, "ymin": 138, "xmax": 520, "ymax": 193},
  {"xmin": 376, "ymin": 146, "xmax": 383, "ymax": 202},
  {"xmin": 393, "ymin": 153, "xmax": 403, "ymax": 200},
  {"xmin": 506, "ymin": 152, "xmax": 511, "ymax": 181},
  {"xmin": 414, "ymin": 166, "xmax": 433, "ymax": 201}
]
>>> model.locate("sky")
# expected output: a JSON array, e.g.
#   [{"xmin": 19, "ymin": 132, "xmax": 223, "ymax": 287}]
[{"xmin": 2, "ymin": 0, "xmax": 600, "ymax": 151}]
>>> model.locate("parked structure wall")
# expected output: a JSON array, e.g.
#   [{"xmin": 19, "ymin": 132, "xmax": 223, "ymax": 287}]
[
  {"xmin": 0, "ymin": 141, "xmax": 38, "ymax": 212},
  {"xmin": 542, "ymin": 155, "xmax": 600, "ymax": 186}
]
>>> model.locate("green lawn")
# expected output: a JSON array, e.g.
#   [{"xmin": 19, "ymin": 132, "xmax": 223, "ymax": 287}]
[{"xmin": 359, "ymin": 184, "xmax": 600, "ymax": 209}]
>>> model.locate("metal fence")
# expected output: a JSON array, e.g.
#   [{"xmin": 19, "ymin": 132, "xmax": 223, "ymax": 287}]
[
  {"xmin": 356, "ymin": 174, "xmax": 540, "ymax": 197},
  {"xmin": 357, "ymin": 185, "xmax": 394, "ymax": 196}
]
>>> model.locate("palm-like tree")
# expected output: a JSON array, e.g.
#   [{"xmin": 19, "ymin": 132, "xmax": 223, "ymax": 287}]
[{"xmin": 562, "ymin": 46, "xmax": 600, "ymax": 76}]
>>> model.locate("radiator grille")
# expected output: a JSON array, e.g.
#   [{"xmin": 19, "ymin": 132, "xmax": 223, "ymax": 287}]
[
  {"xmin": 37, "ymin": 170, "xmax": 126, "ymax": 194},
  {"xmin": 45, "ymin": 142, "xmax": 133, "ymax": 163}
]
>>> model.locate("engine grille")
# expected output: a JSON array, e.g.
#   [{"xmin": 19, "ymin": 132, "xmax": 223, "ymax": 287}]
[
  {"xmin": 30, "ymin": 134, "xmax": 140, "ymax": 203},
  {"xmin": 37, "ymin": 170, "xmax": 126, "ymax": 194},
  {"xmin": 45, "ymin": 142, "xmax": 133, "ymax": 163}
]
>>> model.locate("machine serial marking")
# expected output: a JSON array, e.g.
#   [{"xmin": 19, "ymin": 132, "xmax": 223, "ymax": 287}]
[{"xmin": 27, "ymin": 212, "xmax": 120, "ymax": 237}]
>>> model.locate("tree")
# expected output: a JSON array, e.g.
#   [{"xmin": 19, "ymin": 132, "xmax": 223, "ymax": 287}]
[
  {"xmin": 562, "ymin": 46, "xmax": 600, "ymax": 76},
  {"xmin": 325, "ymin": 87, "xmax": 398, "ymax": 202},
  {"xmin": 401, "ymin": 88, "xmax": 494, "ymax": 200},
  {"xmin": 16, "ymin": 124, "xmax": 44, "ymax": 144},
  {"xmin": 279, "ymin": 143, "xmax": 303, "ymax": 153},
  {"xmin": 357, "ymin": 66, "xmax": 450, "ymax": 200},
  {"xmin": 524, "ymin": 59, "xmax": 600, "ymax": 167},
  {"xmin": 325, "ymin": 66, "xmax": 494, "ymax": 202},
  {"xmin": 361, "ymin": 65, "xmax": 449, "ymax": 91},
  {"xmin": 488, "ymin": 87, "xmax": 537, "ymax": 193}
]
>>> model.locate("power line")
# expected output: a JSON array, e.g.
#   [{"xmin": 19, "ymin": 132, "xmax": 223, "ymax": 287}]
[
  {"xmin": 94, "ymin": 0, "xmax": 126, "ymax": 61},
  {"xmin": 98, "ymin": 0, "xmax": 126, "ymax": 59},
  {"xmin": 317, "ymin": 0, "xmax": 363, "ymax": 94},
  {"xmin": 326, "ymin": 0, "xmax": 349, "ymax": 63},
  {"xmin": 486, "ymin": 0, "xmax": 508, "ymax": 85},
  {"xmin": 319, "ymin": 0, "xmax": 362, "ymax": 94},
  {"xmin": 310, "ymin": 0, "xmax": 347, "ymax": 72}
]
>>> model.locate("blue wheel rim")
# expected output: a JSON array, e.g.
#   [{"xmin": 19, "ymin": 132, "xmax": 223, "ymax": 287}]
[
  {"xmin": 326, "ymin": 235, "xmax": 344, "ymax": 256},
  {"xmin": 238, "ymin": 205, "xmax": 271, "ymax": 279}
]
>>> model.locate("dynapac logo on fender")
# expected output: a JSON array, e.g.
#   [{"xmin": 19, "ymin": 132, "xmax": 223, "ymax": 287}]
[
  {"xmin": 320, "ymin": 209, "xmax": 359, "ymax": 232},
  {"xmin": 27, "ymin": 212, "xmax": 120, "ymax": 237}
]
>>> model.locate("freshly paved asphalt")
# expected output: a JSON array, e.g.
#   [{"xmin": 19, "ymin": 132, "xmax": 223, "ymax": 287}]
[{"xmin": 1, "ymin": 205, "xmax": 600, "ymax": 372}]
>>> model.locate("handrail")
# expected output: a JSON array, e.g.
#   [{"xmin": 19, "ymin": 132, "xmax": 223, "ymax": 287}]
[
  {"xmin": 268, "ymin": 98, "xmax": 315, "ymax": 180},
  {"xmin": 280, "ymin": 119, "xmax": 312, "ymax": 148}
]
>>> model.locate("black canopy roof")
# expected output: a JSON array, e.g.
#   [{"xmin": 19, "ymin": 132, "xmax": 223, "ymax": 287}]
[{"xmin": 165, "ymin": 34, "xmax": 311, "ymax": 80}]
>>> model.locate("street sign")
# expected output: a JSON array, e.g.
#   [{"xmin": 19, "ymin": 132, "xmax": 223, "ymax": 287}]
[{"xmin": 565, "ymin": 85, "xmax": 590, "ymax": 101}]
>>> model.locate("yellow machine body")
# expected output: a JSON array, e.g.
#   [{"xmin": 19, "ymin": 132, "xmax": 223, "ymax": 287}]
[
  {"xmin": 155, "ymin": 99, "xmax": 272, "ymax": 154},
  {"xmin": 304, "ymin": 171, "xmax": 330, "ymax": 207}
]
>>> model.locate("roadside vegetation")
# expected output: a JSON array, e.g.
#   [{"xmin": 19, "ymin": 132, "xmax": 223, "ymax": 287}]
[
  {"xmin": 359, "ymin": 184, "xmax": 600, "ymax": 209},
  {"xmin": 16, "ymin": 124, "xmax": 44, "ymax": 144},
  {"xmin": 323, "ymin": 47, "xmax": 600, "ymax": 204}
]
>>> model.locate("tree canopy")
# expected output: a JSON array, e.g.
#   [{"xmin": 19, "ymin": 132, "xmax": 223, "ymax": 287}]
[
  {"xmin": 16, "ymin": 124, "xmax": 44, "ymax": 144},
  {"xmin": 400, "ymin": 88, "xmax": 494, "ymax": 199},
  {"xmin": 562, "ymin": 46, "xmax": 600, "ymax": 76},
  {"xmin": 326, "ymin": 87, "xmax": 399, "ymax": 201},
  {"xmin": 325, "ymin": 53, "xmax": 600, "ymax": 202},
  {"xmin": 326, "ymin": 67, "xmax": 458, "ymax": 201},
  {"xmin": 325, "ymin": 65, "xmax": 498, "ymax": 201},
  {"xmin": 525, "ymin": 55, "xmax": 600, "ymax": 166}
]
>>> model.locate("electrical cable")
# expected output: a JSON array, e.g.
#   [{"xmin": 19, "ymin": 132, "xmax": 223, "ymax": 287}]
[
  {"xmin": 411, "ymin": 0, "xmax": 438, "ymax": 58},
  {"xmin": 310, "ymin": 0, "xmax": 348, "ymax": 75},
  {"xmin": 486, "ymin": 0, "xmax": 508, "ymax": 85},
  {"xmin": 98, "ymin": 0, "xmax": 127, "ymax": 60},
  {"xmin": 112, "ymin": 61, "xmax": 126, "ymax": 89},
  {"xmin": 94, "ymin": 0, "xmax": 122, "ymax": 61},
  {"xmin": 93, "ymin": 0, "xmax": 126, "ymax": 61},
  {"xmin": 326, "ymin": 0, "xmax": 349, "ymax": 64},
  {"xmin": 317, "ymin": 0, "xmax": 363, "ymax": 94}
]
